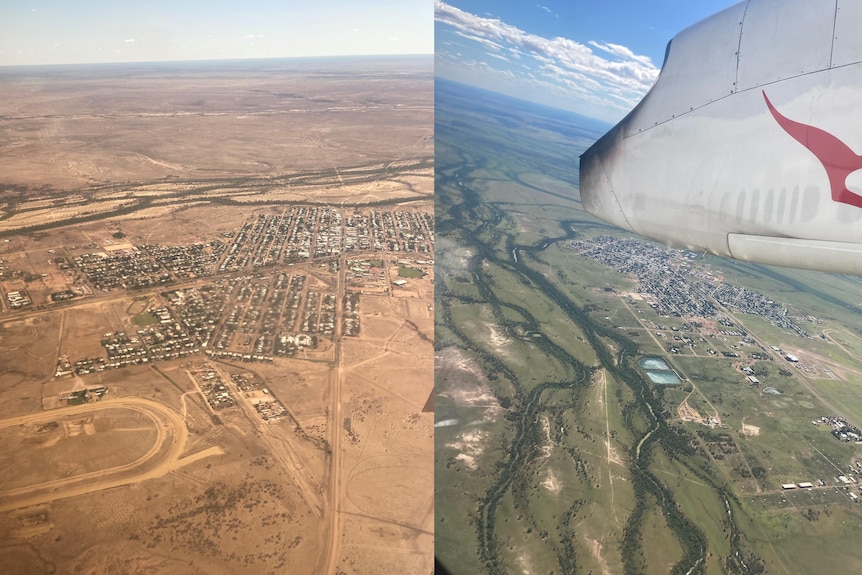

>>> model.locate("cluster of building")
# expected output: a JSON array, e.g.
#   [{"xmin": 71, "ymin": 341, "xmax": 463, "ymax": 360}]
[
  {"xmin": 0, "ymin": 259, "xmax": 41, "ymax": 282},
  {"xmin": 188, "ymin": 366, "xmax": 291, "ymax": 422},
  {"xmin": 570, "ymin": 235, "xmax": 808, "ymax": 334},
  {"xmin": 711, "ymin": 284, "xmax": 808, "ymax": 337},
  {"xmin": 137, "ymin": 242, "xmax": 224, "ymax": 278},
  {"xmin": 31, "ymin": 203, "xmax": 435, "ymax": 382},
  {"xmin": 74, "ymin": 251, "xmax": 173, "ymax": 291},
  {"xmin": 65, "ymin": 356, "xmax": 105, "ymax": 375},
  {"xmin": 736, "ymin": 365, "xmax": 784, "ymax": 394},
  {"xmin": 59, "ymin": 386, "xmax": 109, "ymax": 406},
  {"xmin": 740, "ymin": 365, "xmax": 761, "ymax": 385},
  {"xmin": 831, "ymin": 462, "xmax": 862, "ymax": 502},
  {"xmin": 661, "ymin": 330, "xmax": 700, "ymax": 355},
  {"xmin": 273, "ymin": 333, "xmax": 314, "ymax": 357},
  {"xmin": 50, "ymin": 289, "xmax": 79, "ymax": 302},
  {"xmin": 57, "ymin": 208, "xmax": 431, "ymax": 298},
  {"xmin": 102, "ymin": 331, "xmax": 149, "ymax": 364},
  {"xmin": 162, "ymin": 271, "xmax": 333, "ymax": 359},
  {"xmin": 343, "ymin": 292, "xmax": 361, "ymax": 337},
  {"xmin": 164, "ymin": 283, "xmax": 230, "ymax": 349},
  {"xmin": 216, "ymin": 208, "xmax": 433, "ymax": 273},
  {"xmin": 571, "ymin": 236, "xmax": 716, "ymax": 317},
  {"xmin": 813, "ymin": 416, "xmax": 862, "ymax": 442},
  {"xmin": 5, "ymin": 289, "xmax": 31, "ymax": 309},
  {"xmin": 770, "ymin": 345, "xmax": 799, "ymax": 363},
  {"xmin": 57, "ymin": 265, "xmax": 360, "ymax": 374},
  {"xmin": 717, "ymin": 318, "xmax": 746, "ymax": 337},
  {"xmin": 136, "ymin": 311, "xmax": 200, "ymax": 361},
  {"xmin": 346, "ymin": 259, "xmax": 388, "ymax": 294},
  {"xmin": 203, "ymin": 348, "xmax": 276, "ymax": 362},
  {"xmin": 779, "ymin": 476, "xmax": 862, "ymax": 504},
  {"xmin": 252, "ymin": 399, "xmax": 287, "ymax": 422},
  {"xmin": 192, "ymin": 368, "xmax": 236, "ymax": 410},
  {"xmin": 59, "ymin": 318, "xmax": 204, "ymax": 375},
  {"xmin": 219, "ymin": 212, "xmax": 294, "ymax": 271},
  {"xmin": 300, "ymin": 290, "xmax": 337, "ymax": 337},
  {"xmin": 781, "ymin": 481, "xmax": 815, "ymax": 490},
  {"xmin": 343, "ymin": 210, "xmax": 433, "ymax": 254},
  {"xmin": 230, "ymin": 373, "xmax": 288, "ymax": 423}
]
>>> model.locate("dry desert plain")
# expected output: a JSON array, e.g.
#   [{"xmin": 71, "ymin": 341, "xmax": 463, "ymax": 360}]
[{"xmin": 0, "ymin": 56, "xmax": 433, "ymax": 575}]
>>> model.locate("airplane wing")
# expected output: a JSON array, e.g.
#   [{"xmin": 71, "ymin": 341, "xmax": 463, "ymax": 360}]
[{"xmin": 580, "ymin": 0, "xmax": 862, "ymax": 275}]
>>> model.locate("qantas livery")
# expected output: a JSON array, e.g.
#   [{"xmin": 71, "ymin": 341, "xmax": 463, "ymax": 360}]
[
  {"xmin": 762, "ymin": 91, "xmax": 862, "ymax": 211},
  {"xmin": 580, "ymin": 0, "xmax": 862, "ymax": 275}
]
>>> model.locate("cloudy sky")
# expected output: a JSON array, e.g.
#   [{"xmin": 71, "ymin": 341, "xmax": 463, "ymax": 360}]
[
  {"xmin": 436, "ymin": 0, "xmax": 739, "ymax": 123},
  {"xmin": 0, "ymin": 0, "xmax": 433, "ymax": 66}
]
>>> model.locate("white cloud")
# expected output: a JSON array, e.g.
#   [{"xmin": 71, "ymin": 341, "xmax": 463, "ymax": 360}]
[
  {"xmin": 435, "ymin": 0, "xmax": 659, "ymax": 119},
  {"xmin": 124, "ymin": 38, "xmax": 136, "ymax": 43},
  {"xmin": 588, "ymin": 41, "xmax": 654, "ymax": 67},
  {"xmin": 537, "ymin": 4, "xmax": 558, "ymax": 18},
  {"xmin": 453, "ymin": 30, "xmax": 503, "ymax": 52},
  {"xmin": 244, "ymin": 34, "xmax": 264, "ymax": 39}
]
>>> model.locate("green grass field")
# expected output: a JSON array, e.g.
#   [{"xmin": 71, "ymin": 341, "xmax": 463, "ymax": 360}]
[
  {"xmin": 132, "ymin": 311, "xmax": 157, "ymax": 326},
  {"xmin": 435, "ymin": 78, "xmax": 862, "ymax": 574}
]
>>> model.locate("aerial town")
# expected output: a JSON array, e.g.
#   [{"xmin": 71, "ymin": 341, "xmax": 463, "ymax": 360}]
[
  {"xmin": 0, "ymin": 202, "xmax": 435, "ymax": 574},
  {"xmin": 571, "ymin": 234, "xmax": 809, "ymax": 336},
  {"xmin": 0, "ymin": 207, "xmax": 433, "ymax": 380},
  {"xmin": 574, "ymin": 233, "xmax": 862, "ymax": 447},
  {"xmin": 0, "ymin": 52, "xmax": 435, "ymax": 575}
]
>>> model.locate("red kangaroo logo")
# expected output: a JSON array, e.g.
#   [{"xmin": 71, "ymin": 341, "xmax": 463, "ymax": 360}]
[{"xmin": 763, "ymin": 90, "xmax": 862, "ymax": 209}]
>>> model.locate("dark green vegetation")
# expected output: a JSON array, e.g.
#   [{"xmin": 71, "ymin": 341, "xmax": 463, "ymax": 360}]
[{"xmin": 435, "ymin": 79, "xmax": 862, "ymax": 574}]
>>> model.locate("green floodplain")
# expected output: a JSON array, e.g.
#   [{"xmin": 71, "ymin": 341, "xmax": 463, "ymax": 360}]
[{"xmin": 434, "ymin": 78, "xmax": 862, "ymax": 575}]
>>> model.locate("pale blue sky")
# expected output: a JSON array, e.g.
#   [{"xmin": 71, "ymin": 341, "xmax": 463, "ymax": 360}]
[
  {"xmin": 436, "ymin": 0, "xmax": 740, "ymax": 123},
  {"xmin": 0, "ymin": 0, "xmax": 433, "ymax": 66}
]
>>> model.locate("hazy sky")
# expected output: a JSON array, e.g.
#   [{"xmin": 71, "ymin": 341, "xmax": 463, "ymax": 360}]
[
  {"xmin": 436, "ymin": 0, "xmax": 740, "ymax": 123},
  {"xmin": 0, "ymin": 0, "xmax": 433, "ymax": 66}
]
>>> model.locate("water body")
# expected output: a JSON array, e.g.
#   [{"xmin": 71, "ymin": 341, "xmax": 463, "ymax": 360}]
[
  {"xmin": 638, "ymin": 356, "xmax": 671, "ymax": 371},
  {"xmin": 645, "ymin": 370, "xmax": 682, "ymax": 385}
]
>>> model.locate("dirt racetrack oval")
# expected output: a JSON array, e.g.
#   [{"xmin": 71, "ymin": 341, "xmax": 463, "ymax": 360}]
[{"xmin": 0, "ymin": 398, "xmax": 188, "ymax": 512}]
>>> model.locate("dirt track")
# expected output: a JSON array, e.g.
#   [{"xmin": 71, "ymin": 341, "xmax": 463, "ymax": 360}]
[{"xmin": 0, "ymin": 397, "xmax": 210, "ymax": 512}]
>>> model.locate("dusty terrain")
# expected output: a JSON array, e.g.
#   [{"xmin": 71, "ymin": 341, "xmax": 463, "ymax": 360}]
[
  {"xmin": 0, "ymin": 56, "xmax": 433, "ymax": 575},
  {"xmin": 0, "ymin": 57, "xmax": 433, "ymax": 235},
  {"xmin": 0, "ymin": 58, "xmax": 432, "ymax": 190}
]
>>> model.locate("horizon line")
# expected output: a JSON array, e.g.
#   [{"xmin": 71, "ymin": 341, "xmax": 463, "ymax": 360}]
[
  {"xmin": 0, "ymin": 53, "xmax": 434, "ymax": 70},
  {"xmin": 436, "ymin": 76, "xmax": 612, "ymax": 128}
]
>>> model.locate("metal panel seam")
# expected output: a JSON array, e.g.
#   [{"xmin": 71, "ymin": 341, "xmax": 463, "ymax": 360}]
[
  {"xmin": 602, "ymin": 165, "xmax": 635, "ymax": 232},
  {"xmin": 622, "ymin": 60, "xmax": 862, "ymax": 140},
  {"xmin": 830, "ymin": 0, "xmax": 839, "ymax": 68},
  {"xmin": 733, "ymin": 0, "xmax": 751, "ymax": 94}
]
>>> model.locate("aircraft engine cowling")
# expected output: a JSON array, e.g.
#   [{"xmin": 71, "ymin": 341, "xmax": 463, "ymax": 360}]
[{"xmin": 579, "ymin": 0, "xmax": 862, "ymax": 275}]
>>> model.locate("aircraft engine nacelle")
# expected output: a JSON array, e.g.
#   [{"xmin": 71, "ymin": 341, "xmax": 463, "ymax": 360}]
[{"xmin": 580, "ymin": 0, "xmax": 862, "ymax": 275}]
